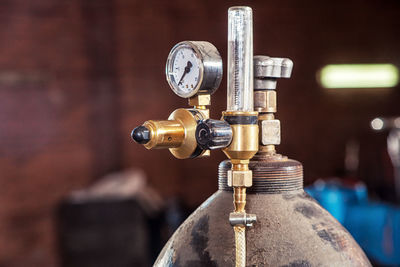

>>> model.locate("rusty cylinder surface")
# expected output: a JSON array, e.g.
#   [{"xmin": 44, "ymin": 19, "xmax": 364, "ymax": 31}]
[{"xmin": 154, "ymin": 158, "xmax": 371, "ymax": 267}]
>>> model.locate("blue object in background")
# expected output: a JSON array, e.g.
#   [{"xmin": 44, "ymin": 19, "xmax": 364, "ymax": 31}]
[{"xmin": 306, "ymin": 179, "xmax": 400, "ymax": 266}]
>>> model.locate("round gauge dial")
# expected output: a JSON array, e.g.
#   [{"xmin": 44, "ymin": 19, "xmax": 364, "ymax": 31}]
[
  {"xmin": 166, "ymin": 41, "xmax": 222, "ymax": 98},
  {"xmin": 168, "ymin": 44, "xmax": 201, "ymax": 97}
]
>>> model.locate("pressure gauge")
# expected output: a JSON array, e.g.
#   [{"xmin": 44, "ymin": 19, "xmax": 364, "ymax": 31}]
[{"xmin": 166, "ymin": 41, "xmax": 223, "ymax": 98}]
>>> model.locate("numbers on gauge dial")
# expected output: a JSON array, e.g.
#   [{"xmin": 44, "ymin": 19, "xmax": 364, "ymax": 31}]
[{"xmin": 171, "ymin": 47, "xmax": 200, "ymax": 95}]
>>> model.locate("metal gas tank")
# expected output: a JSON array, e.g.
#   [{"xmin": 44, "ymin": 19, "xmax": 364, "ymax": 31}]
[{"xmin": 155, "ymin": 157, "xmax": 371, "ymax": 266}]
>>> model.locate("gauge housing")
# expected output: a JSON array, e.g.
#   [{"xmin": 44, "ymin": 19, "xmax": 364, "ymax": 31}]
[{"xmin": 166, "ymin": 41, "xmax": 223, "ymax": 98}]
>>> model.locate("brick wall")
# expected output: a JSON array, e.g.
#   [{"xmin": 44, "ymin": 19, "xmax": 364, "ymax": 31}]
[{"xmin": 0, "ymin": 0, "xmax": 399, "ymax": 265}]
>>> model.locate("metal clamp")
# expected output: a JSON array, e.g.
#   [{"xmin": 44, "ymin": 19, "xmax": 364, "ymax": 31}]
[{"xmin": 229, "ymin": 212, "xmax": 257, "ymax": 227}]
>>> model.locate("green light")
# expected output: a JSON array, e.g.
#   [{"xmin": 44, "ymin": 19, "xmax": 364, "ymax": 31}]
[{"xmin": 319, "ymin": 64, "xmax": 399, "ymax": 88}]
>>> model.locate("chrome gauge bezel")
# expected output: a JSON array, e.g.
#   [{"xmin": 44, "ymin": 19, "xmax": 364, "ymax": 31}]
[
  {"xmin": 166, "ymin": 41, "xmax": 204, "ymax": 98},
  {"xmin": 166, "ymin": 41, "xmax": 223, "ymax": 98}
]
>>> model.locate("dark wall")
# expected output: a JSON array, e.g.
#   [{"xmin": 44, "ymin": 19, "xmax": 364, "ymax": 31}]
[{"xmin": 0, "ymin": 0, "xmax": 399, "ymax": 265}]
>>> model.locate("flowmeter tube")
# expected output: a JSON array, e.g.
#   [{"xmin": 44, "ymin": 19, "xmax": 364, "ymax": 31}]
[
  {"xmin": 227, "ymin": 6, "xmax": 253, "ymax": 112},
  {"xmin": 224, "ymin": 6, "xmax": 257, "ymax": 267}
]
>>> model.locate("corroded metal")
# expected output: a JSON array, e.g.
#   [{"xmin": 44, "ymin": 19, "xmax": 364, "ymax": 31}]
[
  {"xmin": 220, "ymin": 158, "xmax": 303, "ymax": 193},
  {"xmin": 154, "ymin": 157, "xmax": 372, "ymax": 267}
]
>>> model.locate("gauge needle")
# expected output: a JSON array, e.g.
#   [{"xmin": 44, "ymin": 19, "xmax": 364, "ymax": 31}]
[{"xmin": 178, "ymin": 61, "xmax": 193, "ymax": 85}]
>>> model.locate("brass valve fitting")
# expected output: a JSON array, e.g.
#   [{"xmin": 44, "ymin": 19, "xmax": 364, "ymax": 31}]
[
  {"xmin": 189, "ymin": 94, "xmax": 211, "ymax": 109},
  {"xmin": 254, "ymin": 55, "xmax": 293, "ymax": 154},
  {"xmin": 131, "ymin": 108, "xmax": 208, "ymax": 159},
  {"xmin": 142, "ymin": 120, "xmax": 185, "ymax": 149},
  {"xmin": 222, "ymin": 111, "xmax": 259, "ymax": 161},
  {"xmin": 227, "ymin": 169, "xmax": 253, "ymax": 187},
  {"xmin": 222, "ymin": 111, "xmax": 259, "ymax": 222},
  {"xmin": 221, "ymin": 112, "xmax": 259, "ymax": 178}
]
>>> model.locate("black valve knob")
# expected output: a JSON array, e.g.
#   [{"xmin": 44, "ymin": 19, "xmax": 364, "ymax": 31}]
[
  {"xmin": 131, "ymin": 125, "xmax": 151, "ymax": 144},
  {"xmin": 196, "ymin": 119, "xmax": 232, "ymax": 150}
]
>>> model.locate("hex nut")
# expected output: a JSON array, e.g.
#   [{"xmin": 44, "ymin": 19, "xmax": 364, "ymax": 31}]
[
  {"xmin": 188, "ymin": 94, "xmax": 211, "ymax": 106},
  {"xmin": 254, "ymin": 90, "xmax": 276, "ymax": 113},
  {"xmin": 227, "ymin": 170, "xmax": 252, "ymax": 187},
  {"xmin": 261, "ymin": 120, "xmax": 281, "ymax": 145},
  {"xmin": 254, "ymin": 91, "xmax": 266, "ymax": 110}
]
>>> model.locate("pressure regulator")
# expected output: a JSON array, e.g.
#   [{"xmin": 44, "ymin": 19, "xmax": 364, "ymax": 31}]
[{"xmin": 131, "ymin": 40, "xmax": 230, "ymax": 159}]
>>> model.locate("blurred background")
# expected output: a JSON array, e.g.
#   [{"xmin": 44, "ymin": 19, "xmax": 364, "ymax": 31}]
[{"xmin": 1, "ymin": 0, "xmax": 400, "ymax": 266}]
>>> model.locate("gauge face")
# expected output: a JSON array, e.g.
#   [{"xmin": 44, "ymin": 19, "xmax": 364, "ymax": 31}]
[
  {"xmin": 166, "ymin": 41, "xmax": 223, "ymax": 99},
  {"xmin": 166, "ymin": 43, "xmax": 202, "ymax": 98}
]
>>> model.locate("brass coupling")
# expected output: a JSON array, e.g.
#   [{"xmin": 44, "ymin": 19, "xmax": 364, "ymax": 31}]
[
  {"xmin": 222, "ymin": 111, "xmax": 259, "ymax": 188},
  {"xmin": 143, "ymin": 120, "xmax": 184, "ymax": 149},
  {"xmin": 189, "ymin": 94, "xmax": 211, "ymax": 112},
  {"xmin": 131, "ymin": 108, "xmax": 208, "ymax": 159},
  {"xmin": 222, "ymin": 111, "xmax": 259, "ymax": 161},
  {"xmin": 221, "ymin": 111, "xmax": 259, "ymax": 232},
  {"xmin": 168, "ymin": 108, "xmax": 205, "ymax": 159},
  {"xmin": 227, "ymin": 163, "xmax": 252, "ymax": 188}
]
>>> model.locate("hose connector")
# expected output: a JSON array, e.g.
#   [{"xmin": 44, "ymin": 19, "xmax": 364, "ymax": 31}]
[{"xmin": 229, "ymin": 212, "xmax": 257, "ymax": 227}]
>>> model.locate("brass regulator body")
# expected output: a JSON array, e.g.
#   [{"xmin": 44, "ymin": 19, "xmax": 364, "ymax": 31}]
[{"xmin": 130, "ymin": 6, "xmax": 293, "ymax": 267}]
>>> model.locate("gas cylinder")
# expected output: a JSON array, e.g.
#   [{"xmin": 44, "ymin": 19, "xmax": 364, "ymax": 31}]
[{"xmin": 154, "ymin": 154, "xmax": 371, "ymax": 266}]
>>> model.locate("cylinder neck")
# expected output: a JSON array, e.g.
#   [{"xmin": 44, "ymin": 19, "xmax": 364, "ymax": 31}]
[{"xmin": 218, "ymin": 157, "xmax": 303, "ymax": 193}]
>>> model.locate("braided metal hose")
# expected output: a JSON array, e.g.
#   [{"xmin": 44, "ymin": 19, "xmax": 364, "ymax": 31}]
[
  {"xmin": 234, "ymin": 225, "xmax": 246, "ymax": 267},
  {"xmin": 232, "ymin": 187, "xmax": 248, "ymax": 267}
]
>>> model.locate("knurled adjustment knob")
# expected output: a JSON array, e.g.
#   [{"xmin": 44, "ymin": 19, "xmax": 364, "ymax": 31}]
[
  {"xmin": 254, "ymin": 55, "xmax": 293, "ymax": 90},
  {"xmin": 196, "ymin": 119, "xmax": 232, "ymax": 150}
]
